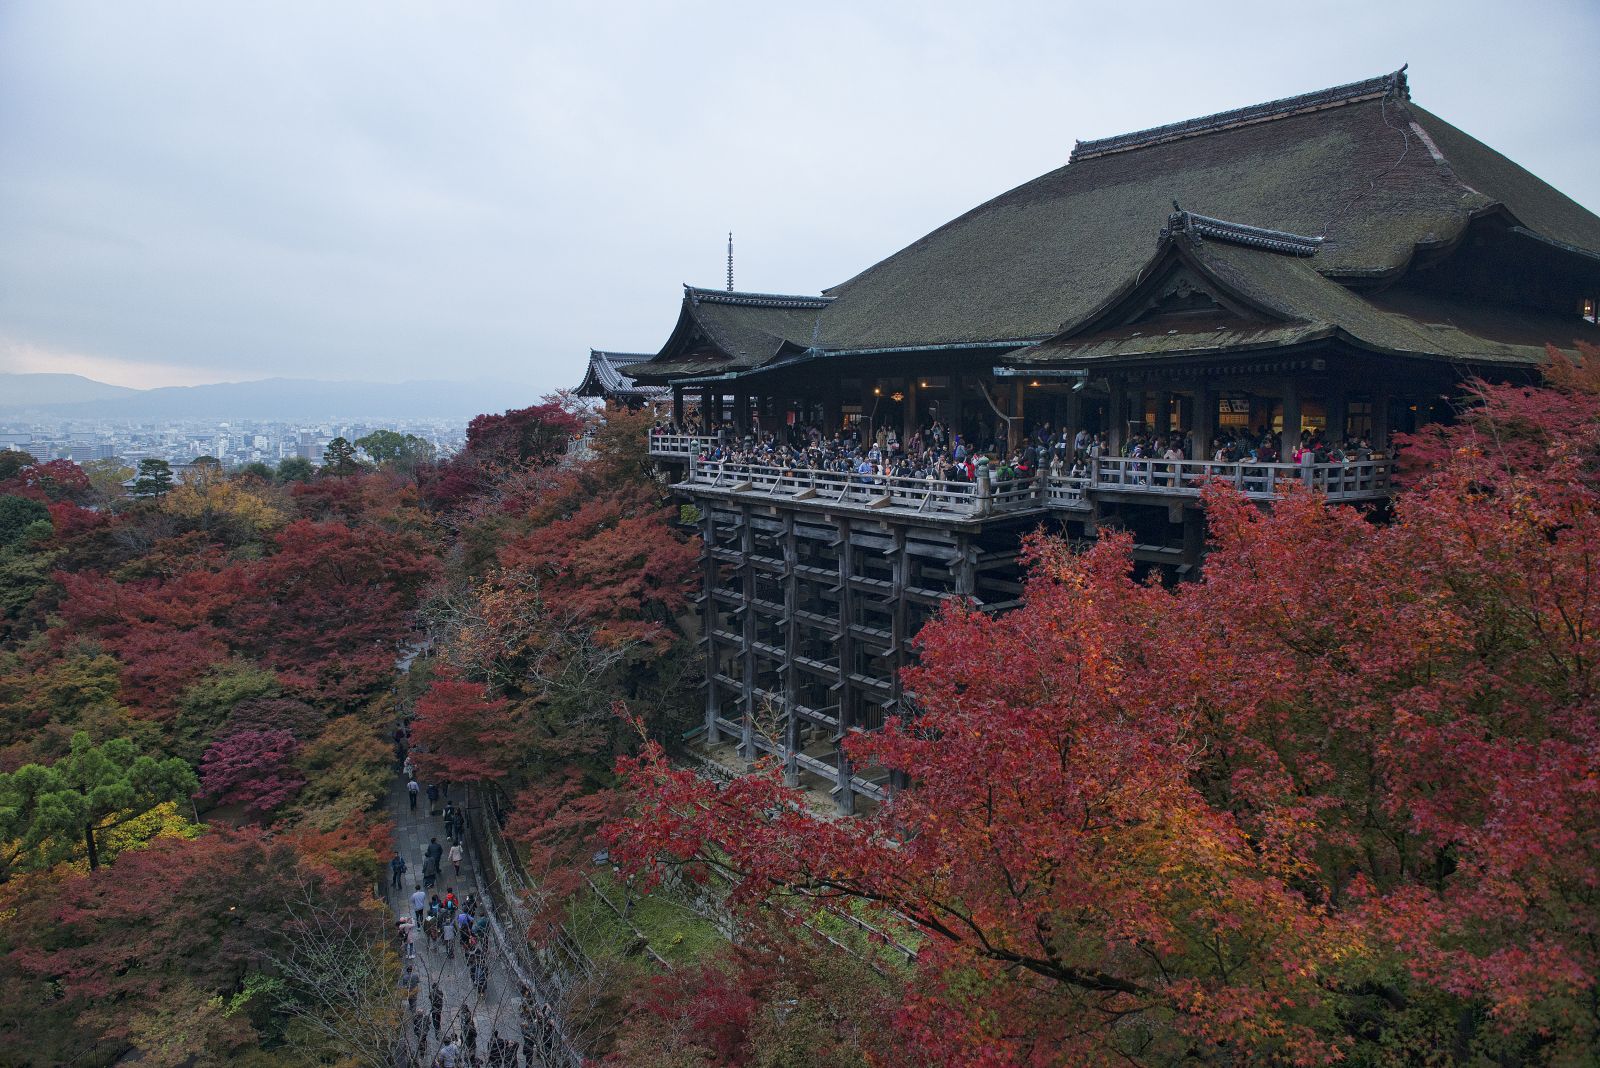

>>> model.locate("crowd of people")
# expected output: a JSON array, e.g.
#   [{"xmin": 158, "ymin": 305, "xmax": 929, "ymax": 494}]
[
  {"xmin": 653, "ymin": 418, "xmax": 1063, "ymax": 485},
  {"xmin": 390, "ymin": 715, "xmax": 567, "ymax": 1067},
  {"xmin": 653, "ymin": 417, "xmax": 1382, "ymax": 487}
]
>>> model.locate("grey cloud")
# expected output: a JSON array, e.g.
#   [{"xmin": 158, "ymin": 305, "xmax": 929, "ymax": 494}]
[{"xmin": 1, "ymin": 0, "xmax": 1595, "ymax": 390}]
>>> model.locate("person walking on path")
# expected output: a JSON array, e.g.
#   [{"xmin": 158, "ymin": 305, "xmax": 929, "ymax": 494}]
[
  {"xmin": 401, "ymin": 962, "xmax": 420, "ymax": 1013},
  {"xmin": 443, "ymin": 802, "xmax": 457, "ymax": 843},
  {"xmin": 427, "ymin": 836, "xmax": 445, "ymax": 870},
  {"xmin": 391, "ymin": 851, "xmax": 408, "ymax": 889},
  {"xmin": 411, "ymin": 885, "xmax": 427, "ymax": 926},
  {"xmin": 407, "ymin": 778, "xmax": 420, "ymax": 812},
  {"xmin": 426, "ymin": 782, "xmax": 440, "ymax": 815},
  {"xmin": 403, "ymin": 755, "xmax": 415, "ymax": 780},
  {"xmin": 442, "ymin": 914, "xmax": 456, "ymax": 960},
  {"xmin": 429, "ymin": 982, "xmax": 445, "ymax": 1036},
  {"xmin": 411, "ymin": 1002, "xmax": 430, "ymax": 1057},
  {"xmin": 437, "ymin": 1036, "xmax": 461, "ymax": 1068},
  {"xmin": 457, "ymin": 1005, "xmax": 478, "ymax": 1066},
  {"xmin": 423, "ymin": 911, "xmax": 442, "ymax": 952},
  {"xmin": 449, "ymin": 842, "xmax": 463, "ymax": 876}
]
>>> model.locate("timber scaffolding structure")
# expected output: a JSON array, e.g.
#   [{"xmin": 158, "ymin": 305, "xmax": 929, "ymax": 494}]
[{"xmin": 601, "ymin": 68, "xmax": 1600, "ymax": 813}]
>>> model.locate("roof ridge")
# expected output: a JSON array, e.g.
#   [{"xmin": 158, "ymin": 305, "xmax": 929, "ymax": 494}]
[
  {"xmin": 685, "ymin": 285, "xmax": 832, "ymax": 309},
  {"xmin": 1070, "ymin": 67, "xmax": 1409, "ymax": 163},
  {"xmin": 1161, "ymin": 209, "xmax": 1325, "ymax": 256}
]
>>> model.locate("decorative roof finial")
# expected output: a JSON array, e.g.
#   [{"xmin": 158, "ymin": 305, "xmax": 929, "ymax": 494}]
[{"xmin": 727, "ymin": 232, "xmax": 734, "ymax": 292}]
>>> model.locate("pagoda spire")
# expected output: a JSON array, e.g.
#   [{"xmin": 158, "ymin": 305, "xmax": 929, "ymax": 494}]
[{"xmin": 727, "ymin": 232, "xmax": 734, "ymax": 291}]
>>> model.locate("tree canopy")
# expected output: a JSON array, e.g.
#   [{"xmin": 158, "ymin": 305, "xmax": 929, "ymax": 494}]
[
  {"xmin": 0, "ymin": 731, "xmax": 197, "ymax": 873},
  {"xmin": 610, "ymin": 346, "xmax": 1600, "ymax": 1065}
]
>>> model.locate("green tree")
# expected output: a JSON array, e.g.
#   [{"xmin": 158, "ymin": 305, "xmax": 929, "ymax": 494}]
[
  {"xmin": 0, "ymin": 449, "xmax": 37, "ymax": 481},
  {"xmin": 82, "ymin": 458, "xmax": 134, "ymax": 508},
  {"xmin": 189, "ymin": 455, "xmax": 224, "ymax": 484},
  {"xmin": 173, "ymin": 662, "xmax": 282, "ymax": 763},
  {"xmin": 133, "ymin": 458, "xmax": 176, "ymax": 497},
  {"xmin": 277, "ymin": 456, "xmax": 315, "ymax": 483},
  {"xmin": 0, "ymin": 731, "xmax": 198, "ymax": 873},
  {"xmin": 354, "ymin": 430, "xmax": 435, "ymax": 473},
  {"xmin": 319, "ymin": 438, "xmax": 363, "ymax": 476},
  {"xmin": 239, "ymin": 461, "xmax": 274, "ymax": 481},
  {"xmin": 0, "ymin": 494, "xmax": 50, "ymax": 547}
]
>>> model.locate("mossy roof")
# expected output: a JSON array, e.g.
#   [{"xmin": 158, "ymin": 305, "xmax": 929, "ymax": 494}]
[
  {"xmin": 624, "ymin": 71, "xmax": 1600, "ymax": 383},
  {"xmin": 1006, "ymin": 233, "xmax": 1599, "ymax": 369}
]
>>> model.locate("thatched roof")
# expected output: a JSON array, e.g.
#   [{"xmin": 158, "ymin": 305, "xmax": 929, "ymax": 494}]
[{"xmin": 624, "ymin": 69, "xmax": 1600, "ymax": 384}]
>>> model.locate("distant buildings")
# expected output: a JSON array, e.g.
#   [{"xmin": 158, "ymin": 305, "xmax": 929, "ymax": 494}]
[{"xmin": 0, "ymin": 416, "xmax": 466, "ymax": 470}]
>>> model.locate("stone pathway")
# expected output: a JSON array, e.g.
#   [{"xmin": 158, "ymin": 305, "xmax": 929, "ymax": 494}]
[{"xmin": 384, "ymin": 770, "xmax": 530, "ymax": 1066}]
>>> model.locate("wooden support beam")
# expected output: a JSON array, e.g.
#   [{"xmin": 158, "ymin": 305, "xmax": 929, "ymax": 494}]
[
  {"xmin": 701, "ymin": 509, "xmax": 721, "ymax": 744},
  {"xmin": 834, "ymin": 515, "xmax": 857, "ymax": 816},
  {"xmin": 782, "ymin": 511, "xmax": 801, "ymax": 787},
  {"xmin": 1192, "ymin": 383, "xmax": 1215, "ymax": 460},
  {"xmin": 739, "ymin": 504, "xmax": 757, "ymax": 763},
  {"xmin": 889, "ymin": 526, "xmax": 911, "ymax": 795},
  {"xmin": 1280, "ymin": 380, "xmax": 1301, "ymax": 461}
]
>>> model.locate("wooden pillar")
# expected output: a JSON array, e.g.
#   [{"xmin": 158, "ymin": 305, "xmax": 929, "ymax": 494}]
[
  {"xmin": 1008, "ymin": 379, "xmax": 1025, "ymax": 455},
  {"xmin": 1154, "ymin": 390, "xmax": 1173, "ymax": 435},
  {"xmin": 834, "ymin": 516, "xmax": 856, "ymax": 816},
  {"xmin": 902, "ymin": 378, "xmax": 919, "ymax": 443},
  {"xmin": 701, "ymin": 509, "xmax": 721, "ymax": 744},
  {"xmin": 1280, "ymin": 381, "xmax": 1301, "ymax": 460},
  {"xmin": 781, "ymin": 512, "xmax": 800, "ymax": 787},
  {"xmin": 1326, "ymin": 391, "xmax": 1349, "ymax": 444},
  {"xmin": 888, "ymin": 527, "xmax": 910, "ymax": 795},
  {"xmin": 823, "ymin": 381, "xmax": 841, "ymax": 436},
  {"xmin": 739, "ymin": 506, "xmax": 757, "ymax": 763},
  {"xmin": 953, "ymin": 535, "xmax": 976, "ymax": 600},
  {"xmin": 1108, "ymin": 380, "xmax": 1127, "ymax": 453},
  {"xmin": 700, "ymin": 386, "xmax": 716, "ymax": 428},
  {"xmin": 1192, "ymin": 384, "xmax": 1215, "ymax": 460},
  {"xmin": 1060, "ymin": 391, "xmax": 1081, "ymax": 455},
  {"xmin": 672, "ymin": 387, "xmax": 685, "ymax": 427},
  {"xmin": 949, "ymin": 373, "xmax": 963, "ymax": 442},
  {"xmin": 733, "ymin": 392, "xmax": 751, "ymax": 438},
  {"xmin": 1181, "ymin": 508, "xmax": 1206, "ymax": 572},
  {"xmin": 1372, "ymin": 390, "xmax": 1391, "ymax": 451}
]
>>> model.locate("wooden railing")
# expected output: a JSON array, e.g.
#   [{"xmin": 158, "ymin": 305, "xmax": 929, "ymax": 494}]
[
  {"xmin": 648, "ymin": 432, "xmax": 722, "ymax": 458},
  {"xmin": 685, "ymin": 459, "xmax": 1041, "ymax": 519},
  {"xmin": 664, "ymin": 442, "xmax": 1392, "ymax": 515},
  {"xmin": 1092, "ymin": 456, "xmax": 1390, "ymax": 501},
  {"xmin": 1045, "ymin": 475, "xmax": 1092, "ymax": 509}
]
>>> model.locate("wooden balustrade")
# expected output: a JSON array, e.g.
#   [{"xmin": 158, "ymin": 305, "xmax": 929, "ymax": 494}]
[
  {"xmin": 663, "ymin": 436, "xmax": 1391, "ymax": 514},
  {"xmin": 647, "ymin": 432, "xmax": 723, "ymax": 458},
  {"xmin": 1091, "ymin": 456, "xmax": 1390, "ymax": 501}
]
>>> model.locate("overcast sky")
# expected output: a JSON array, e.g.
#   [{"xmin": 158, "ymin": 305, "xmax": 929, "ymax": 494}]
[{"xmin": 1, "ymin": 1, "xmax": 1596, "ymax": 392}]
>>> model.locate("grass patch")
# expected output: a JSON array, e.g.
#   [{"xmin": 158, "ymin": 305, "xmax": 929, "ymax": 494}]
[{"xmin": 566, "ymin": 870, "xmax": 728, "ymax": 969}]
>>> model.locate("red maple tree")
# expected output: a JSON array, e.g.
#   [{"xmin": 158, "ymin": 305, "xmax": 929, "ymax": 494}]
[
  {"xmin": 609, "ymin": 346, "xmax": 1600, "ymax": 1065},
  {"xmin": 198, "ymin": 729, "xmax": 305, "ymax": 815}
]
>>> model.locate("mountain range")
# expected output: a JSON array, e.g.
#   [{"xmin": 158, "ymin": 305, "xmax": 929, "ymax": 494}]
[{"xmin": 0, "ymin": 373, "xmax": 546, "ymax": 421}]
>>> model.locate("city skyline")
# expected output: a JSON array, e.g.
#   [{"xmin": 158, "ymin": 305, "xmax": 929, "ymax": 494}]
[{"xmin": 2, "ymin": 2, "xmax": 1597, "ymax": 391}]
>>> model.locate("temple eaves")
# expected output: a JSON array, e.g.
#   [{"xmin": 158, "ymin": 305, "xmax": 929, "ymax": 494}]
[
  {"xmin": 1160, "ymin": 208, "xmax": 1325, "ymax": 256},
  {"xmin": 685, "ymin": 284, "xmax": 832, "ymax": 310}
]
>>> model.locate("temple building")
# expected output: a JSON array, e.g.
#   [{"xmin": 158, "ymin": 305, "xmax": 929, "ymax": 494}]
[
  {"xmin": 572, "ymin": 348, "xmax": 666, "ymax": 408},
  {"xmin": 605, "ymin": 69, "xmax": 1600, "ymax": 812}
]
